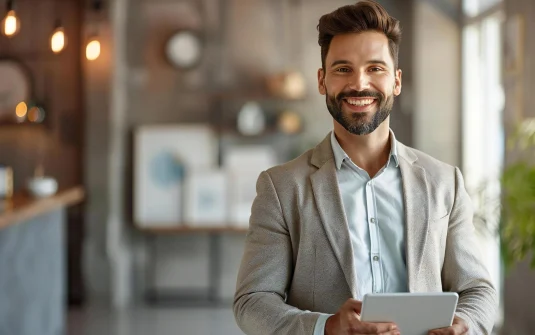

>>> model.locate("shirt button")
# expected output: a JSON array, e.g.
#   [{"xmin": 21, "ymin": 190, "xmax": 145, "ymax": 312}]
[
  {"xmin": 373, "ymin": 255, "xmax": 379, "ymax": 261},
  {"xmin": 370, "ymin": 218, "xmax": 376, "ymax": 224}
]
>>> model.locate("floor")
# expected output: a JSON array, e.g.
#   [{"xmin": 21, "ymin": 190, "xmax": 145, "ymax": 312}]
[{"xmin": 67, "ymin": 304, "xmax": 244, "ymax": 335}]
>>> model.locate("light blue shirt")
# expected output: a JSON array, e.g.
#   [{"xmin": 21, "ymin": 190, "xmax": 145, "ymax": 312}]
[{"xmin": 313, "ymin": 130, "xmax": 408, "ymax": 334}]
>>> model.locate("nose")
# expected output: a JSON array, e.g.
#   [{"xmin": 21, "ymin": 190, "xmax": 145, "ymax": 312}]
[{"xmin": 348, "ymin": 71, "xmax": 371, "ymax": 91}]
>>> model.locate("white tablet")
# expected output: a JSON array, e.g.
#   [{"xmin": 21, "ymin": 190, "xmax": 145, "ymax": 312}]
[{"xmin": 361, "ymin": 292, "xmax": 459, "ymax": 335}]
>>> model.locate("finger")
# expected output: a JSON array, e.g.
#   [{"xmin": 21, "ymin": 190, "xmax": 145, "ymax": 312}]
[
  {"xmin": 429, "ymin": 323, "xmax": 467, "ymax": 335},
  {"xmin": 358, "ymin": 321, "xmax": 398, "ymax": 334},
  {"xmin": 378, "ymin": 331, "xmax": 401, "ymax": 335}
]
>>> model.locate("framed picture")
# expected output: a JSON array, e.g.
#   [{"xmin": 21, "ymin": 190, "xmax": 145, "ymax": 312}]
[
  {"xmin": 183, "ymin": 170, "xmax": 227, "ymax": 225},
  {"xmin": 223, "ymin": 145, "xmax": 277, "ymax": 227},
  {"xmin": 133, "ymin": 124, "xmax": 217, "ymax": 227}
]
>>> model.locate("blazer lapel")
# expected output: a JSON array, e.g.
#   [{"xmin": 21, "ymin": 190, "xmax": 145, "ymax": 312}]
[
  {"xmin": 310, "ymin": 134, "xmax": 358, "ymax": 298},
  {"xmin": 398, "ymin": 143, "xmax": 430, "ymax": 292}
]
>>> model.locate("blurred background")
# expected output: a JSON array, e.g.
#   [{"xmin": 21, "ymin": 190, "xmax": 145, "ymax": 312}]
[{"xmin": 0, "ymin": 0, "xmax": 533, "ymax": 334}]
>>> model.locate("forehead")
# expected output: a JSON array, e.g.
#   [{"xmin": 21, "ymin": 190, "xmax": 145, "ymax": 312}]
[{"xmin": 326, "ymin": 31, "xmax": 394, "ymax": 68}]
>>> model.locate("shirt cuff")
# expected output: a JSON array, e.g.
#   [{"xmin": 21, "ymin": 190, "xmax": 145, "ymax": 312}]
[{"xmin": 313, "ymin": 314, "xmax": 332, "ymax": 335}]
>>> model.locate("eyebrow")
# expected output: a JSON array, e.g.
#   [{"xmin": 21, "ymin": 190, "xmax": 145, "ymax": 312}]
[{"xmin": 330, "ymin": 59, "xmax": 389, "ymax": 68}]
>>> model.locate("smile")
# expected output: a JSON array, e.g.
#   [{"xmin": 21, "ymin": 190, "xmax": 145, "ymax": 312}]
[{"xmin": 344, "ymin": 98, "xmax": 376, "ymax": 107}]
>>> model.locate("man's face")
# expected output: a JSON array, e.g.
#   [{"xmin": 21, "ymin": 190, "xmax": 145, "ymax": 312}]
[{"xmin": 317, "ymin": 31, "xmax": 402, "ymax": 135}]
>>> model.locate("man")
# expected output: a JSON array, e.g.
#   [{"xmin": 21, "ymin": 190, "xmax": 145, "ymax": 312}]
[{"xmin": 233, "ymin": 1, "xmax": 498, "ymax": 334}]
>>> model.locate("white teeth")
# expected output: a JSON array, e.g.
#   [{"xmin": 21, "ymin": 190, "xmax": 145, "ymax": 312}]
[{"xmin": 346, "ymin": 98, "xmax": 374, "ymax": 106}]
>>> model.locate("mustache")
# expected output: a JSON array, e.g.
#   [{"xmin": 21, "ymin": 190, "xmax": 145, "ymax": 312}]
[{"xmin": 337, "ymin": 90, "xmax": 383, "ymax": 101}]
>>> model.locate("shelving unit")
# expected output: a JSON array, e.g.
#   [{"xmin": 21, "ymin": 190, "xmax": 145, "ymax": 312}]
[
  {"xmin": 138, "ymin": 223, "xmax": 248, "ymax": 306},
  {"xmin": 138, "ymin": 224, "xmax": 248, "ymax": 235}
]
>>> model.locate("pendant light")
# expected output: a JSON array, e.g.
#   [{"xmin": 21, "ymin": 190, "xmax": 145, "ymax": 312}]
[
  {"xmin": 85, "ymin": 37, "xmax": 100, "ymax": 60},
  {"xmin": 1, "ymin": 0, "xmax": 20, "ymax": 37},
  {"xmin": 86, "ymin": 0, "xmax": 103, "ymax": 61},
  {"xmin": 50, "ymin": 0, "xmax": 67, "ymax": 54},
  {"xmin": 51, "ymin": 20, "xmax": 67, "ymax": 53}
]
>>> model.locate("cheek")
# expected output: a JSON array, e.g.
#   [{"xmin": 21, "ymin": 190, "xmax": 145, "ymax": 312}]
[
  {"xmin": 372, "ymin": 77, "xmax": 395, "ymax": 96},
  {"xmin": 325, "ymin": 76, "xmax": 346, "ymax": 94}
]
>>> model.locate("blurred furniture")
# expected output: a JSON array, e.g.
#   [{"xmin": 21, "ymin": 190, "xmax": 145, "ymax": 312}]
[
  {"xmin": 140, "ymin": 224, "xmax": 247, "ymax": 306},
  {"xmin": 0, "ymin": 187, "xmax": 84, "ymax": 335}
]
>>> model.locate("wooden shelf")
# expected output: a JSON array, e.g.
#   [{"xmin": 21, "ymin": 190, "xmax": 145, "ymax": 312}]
[
  {"xmin": 136, "ymin": 224, "xmax": 248, "ymax": 234},
  {"xmin": 0, "ymin": 186, "xmax": 85, "ymax": 230}
]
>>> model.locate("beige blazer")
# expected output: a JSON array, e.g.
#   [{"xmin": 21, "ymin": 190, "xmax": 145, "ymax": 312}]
[{"xmin": 234, "ymin": 133, "xmax": 498, "ymax": 335}]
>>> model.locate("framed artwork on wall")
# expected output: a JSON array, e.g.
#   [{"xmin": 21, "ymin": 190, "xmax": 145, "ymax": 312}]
[
  {"xmin": 183, "ymin": 169, "xmax": 227, "ymax": 225},
  {"xmin": 133, "ymin": 124, "xmax": 217, "ymax": 227},
  {"xmin": 223, "ymin": 145, "xmax": 277, "ymax": 227}
]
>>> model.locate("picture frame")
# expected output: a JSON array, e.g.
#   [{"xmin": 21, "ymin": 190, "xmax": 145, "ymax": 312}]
[
  {"xmin": 223, "ymin": 145, "xmax": 277, "ymax": 227},
  {"xmin": 133, "ymin": 124, "xmax": 217, "ymax": 227},
  {"xmin": 183, "ymin": 169, "xmax": 227, "ymax": 225}
]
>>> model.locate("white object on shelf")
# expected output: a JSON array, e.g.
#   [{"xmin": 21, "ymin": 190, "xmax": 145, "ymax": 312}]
[
  {"xmin": 27, "ymin": 177, "xmax": 58, "ymax": 198},
  {"xmin": 237, "ymin": 101, "xmax": 265, "ymax": 136}
]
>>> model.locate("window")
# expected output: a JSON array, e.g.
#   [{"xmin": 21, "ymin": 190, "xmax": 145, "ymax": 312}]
[
  {"xmin": 464, "ymin": 0, "xmax": 502, "ymax": 17},
  {"xmin": 462, "ymin": 1, "xmax": 504, "ymax": 327}
]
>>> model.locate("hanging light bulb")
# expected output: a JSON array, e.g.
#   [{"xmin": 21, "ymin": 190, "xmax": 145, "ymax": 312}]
[
  {"xmin": 1, "ymin": 1, "xmax": 20, "ymax": 37},
  {"xmin": 86, "ymin": 37, "xmax": 100, "ymax": 61},
  {"xmin": 50, "ymin": 20, "xmax": 67, "ymax": 53},
  {"xmin": 85, "ymin": 0, "xmax": 103, "ymax": 61}
]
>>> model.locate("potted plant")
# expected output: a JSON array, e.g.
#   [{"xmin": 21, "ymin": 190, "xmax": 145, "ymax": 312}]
[{"xmin": 500, "ymin": 118, "xmax": 535, "ymax": 269}]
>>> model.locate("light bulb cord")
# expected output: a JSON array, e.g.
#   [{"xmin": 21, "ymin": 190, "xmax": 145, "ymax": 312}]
[{"xmin": 6, "ymin": 0, "xmax": 15, "ymax": 12}]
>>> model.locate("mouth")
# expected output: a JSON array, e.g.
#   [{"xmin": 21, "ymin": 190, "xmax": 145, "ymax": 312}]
[{"xmin": 342, "ymin": 97, "xmax": 377, "ymax": 113}]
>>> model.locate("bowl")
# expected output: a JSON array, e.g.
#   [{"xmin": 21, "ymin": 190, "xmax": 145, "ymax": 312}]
[{"xmin": 27, "ymin": 177, "xmax": 58, "ymax": 198}]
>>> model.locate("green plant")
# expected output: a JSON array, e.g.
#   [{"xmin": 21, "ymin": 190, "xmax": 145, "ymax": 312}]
[{"xmin": 500, "ymin": 118, "xmax": 535, "ymax": 269}]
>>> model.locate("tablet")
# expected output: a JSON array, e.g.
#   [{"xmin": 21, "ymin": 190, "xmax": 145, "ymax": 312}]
[{"xmin": 361, "ymin": 292, "xmax": 458, "ymax": 335}]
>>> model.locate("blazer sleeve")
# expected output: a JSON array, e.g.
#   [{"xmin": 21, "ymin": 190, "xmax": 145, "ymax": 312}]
[
  {"xmin": 233, "ymin": 171, "xmax": 327, "ymax": 335},
  {"xmin": 442, "ymin": 167, "xmax": 499, "ymax": 335}
]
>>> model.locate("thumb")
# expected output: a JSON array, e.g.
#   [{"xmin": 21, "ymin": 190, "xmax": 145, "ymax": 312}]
[{"xmin": 347, "ymin": 299, "xmax": 363, "ymax": 314}]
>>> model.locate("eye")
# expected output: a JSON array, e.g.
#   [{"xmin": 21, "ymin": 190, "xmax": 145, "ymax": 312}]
[
  {"xmin": 335, "ymin": 67, "xmax": 351, "ymax": 73},
  {"xmin": 369, "ymin": 67, "xmax": 384, "ymax": 72}
]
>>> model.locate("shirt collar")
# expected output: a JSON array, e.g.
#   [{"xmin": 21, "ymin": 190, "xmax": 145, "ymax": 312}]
[{"xmin": 330, "ymin": 129, "xmax": 400, "ymax": 170}]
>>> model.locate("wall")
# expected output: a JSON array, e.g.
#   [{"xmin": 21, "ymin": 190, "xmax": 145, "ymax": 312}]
[
  {"xmin": 0, "ymin": 0, "xmax": 85, "ymax": 306},
  {"xmin": 0, "ymin": 210, "xmax": 66, "ymax": 335},
  {"xmin": 501, "ymin": 0, "xmax": 535, "ymax": 333},
  {"xmin": 82, "ymin": 0, "xmax": 416, "ymax": 306},
  {"xmin": 0, "ymin": 0, "xmax": 83, "ymax": 190},
  {"xmin": 413, "ymin": 0, "xmax": 461, "ymax": 166},
  {"xmin": 128, "ymin": 0, "xmax": 416, "ymax": 304}
]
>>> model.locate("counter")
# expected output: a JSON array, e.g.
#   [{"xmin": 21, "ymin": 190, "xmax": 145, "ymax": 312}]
[
  {"xmin": 0, "ymin": 187, "xmax": 85, "ymax": 230},
  {"xmin": 0, "ymin": 186, "xmax": 85, "ymax": 335}
]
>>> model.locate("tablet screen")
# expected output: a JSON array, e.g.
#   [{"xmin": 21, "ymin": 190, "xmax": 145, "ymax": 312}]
[{"xmin": 361, "ymin": 292, "xmax": 458, "ymax": 335}]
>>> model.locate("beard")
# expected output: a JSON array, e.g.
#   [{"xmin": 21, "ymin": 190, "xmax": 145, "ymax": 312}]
[{"xmin": 326, "ymin": 88, "xmax": 395, "ymax": 135}]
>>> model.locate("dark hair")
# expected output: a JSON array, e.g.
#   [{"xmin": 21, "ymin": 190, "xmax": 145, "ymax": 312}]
[{"xmin": 317, "ymin": 0, "xmax": 401, "ymax": 69}]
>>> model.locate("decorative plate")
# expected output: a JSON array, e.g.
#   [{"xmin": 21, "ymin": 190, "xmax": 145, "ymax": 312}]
[{"xmin": 165, "ymin": 30, "xmax": 203, "ymax": 69}]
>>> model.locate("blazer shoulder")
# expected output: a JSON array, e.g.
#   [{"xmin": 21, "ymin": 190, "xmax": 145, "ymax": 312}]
[
  {"xmin": 402, "ymin": 145, "xmax": 458, "ymax": 182},
  {"xmin": 265, "ymin": 148, "xmax": 315, "ymax": 185}
]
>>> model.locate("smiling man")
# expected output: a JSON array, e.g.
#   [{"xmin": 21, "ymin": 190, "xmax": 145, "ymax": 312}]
[{"xmin": 233, "ymin": 1, "xmax": 498, "ymax": 335}]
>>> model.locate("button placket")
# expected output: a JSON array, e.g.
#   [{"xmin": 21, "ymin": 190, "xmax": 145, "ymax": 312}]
[{"xmin": 366, "ymin": 180, "xmax": 383, "ymax": 294}]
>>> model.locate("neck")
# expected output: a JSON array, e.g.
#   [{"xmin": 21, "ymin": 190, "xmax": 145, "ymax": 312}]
[{"xmin": 333, "ymin": 119, "xmax": 391, "ymax": 178}]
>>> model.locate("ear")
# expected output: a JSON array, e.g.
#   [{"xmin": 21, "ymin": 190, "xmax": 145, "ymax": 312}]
[
  {"xmin": 317, "ymin": 68, "xmax": 326, "ymax": 95},
  {"xmin": 394, "ymin": 69, "xmax": 402, "ymax": 96}
]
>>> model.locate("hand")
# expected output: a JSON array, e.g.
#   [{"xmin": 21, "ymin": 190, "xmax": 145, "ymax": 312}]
[
  {"xmin": 428, "ymin": 316, "xmax": 469, "ymax": 335},
  {"xmin": 325, "ymin": 298, "xmax": 399, "ymax": 335}
]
